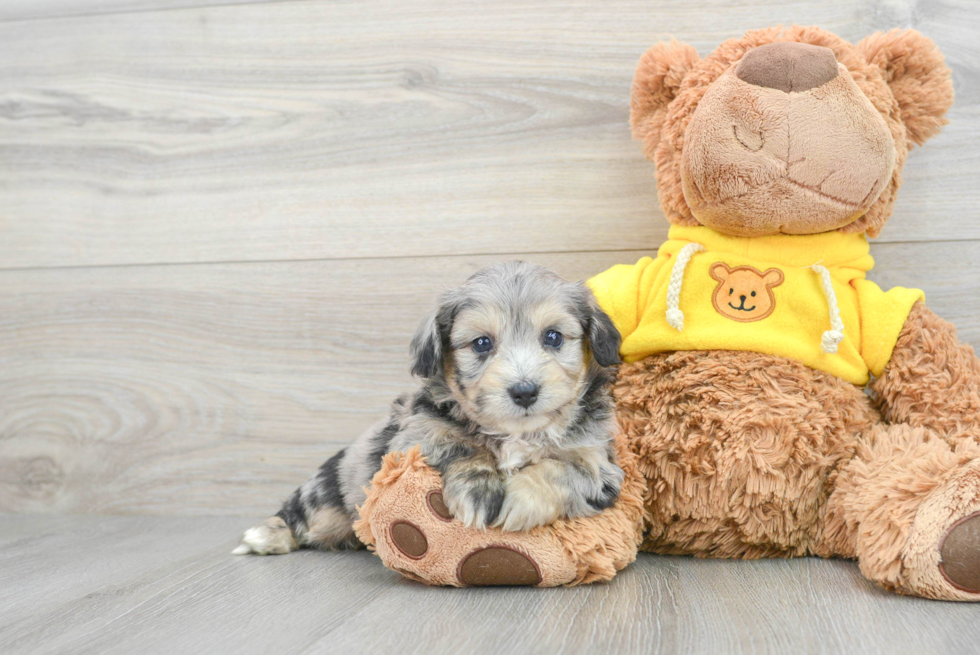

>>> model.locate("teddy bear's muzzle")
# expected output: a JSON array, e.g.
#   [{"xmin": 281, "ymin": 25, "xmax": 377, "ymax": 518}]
[{"xmin": 679, "ymin": 49, "xmax": 896, "ymax": 237}]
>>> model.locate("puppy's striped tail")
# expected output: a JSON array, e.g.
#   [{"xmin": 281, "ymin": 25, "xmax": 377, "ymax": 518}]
[{"xmin": 233, "ymin": 449, "xmax": 359, "ymax": 555}]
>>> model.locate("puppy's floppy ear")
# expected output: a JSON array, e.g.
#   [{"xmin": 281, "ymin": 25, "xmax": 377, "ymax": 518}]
[
  {"xmin": 631, "ymin": 39, "xmax": 700, "ymax": 147},
  {"xmin": 577, "ymin": 284, "xmax": 622, "ymax": 367},
  {"xmin": 410, "ymin": 289, "xmax": 462, "ymax": 379},
  {"xmin": 858, "ymin": 29, "xmax": 954, "ymax": 146},
  {"xmin": 409, "ymin": 311, "xmax": 442, "ymax": 379}
]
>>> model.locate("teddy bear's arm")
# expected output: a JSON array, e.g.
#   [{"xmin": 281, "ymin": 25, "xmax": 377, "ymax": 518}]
[{"xmin": 871, "ymin": 302, "xmax": 980, "ymax": 443}]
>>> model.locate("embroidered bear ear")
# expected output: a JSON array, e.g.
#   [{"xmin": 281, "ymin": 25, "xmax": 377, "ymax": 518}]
[
  {"xmin": 631, "ymin": 40, "xmax": 701, "ymax": 149},
  {"xmin": 708, "ymin": 262, "xmax": 732, "ymax": 283},
  {"xmin": 761, "ymin": 268, "xmax": 784, "ymax": 288},
  {"xmin": 857, "ymin": 29, "xmax": 954, "ymax": 147}
]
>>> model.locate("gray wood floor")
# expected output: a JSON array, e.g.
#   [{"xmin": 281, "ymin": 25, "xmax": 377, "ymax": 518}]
[{"xmin": 1, "ymin": 515, "xmax": 978, "ymax": 655}]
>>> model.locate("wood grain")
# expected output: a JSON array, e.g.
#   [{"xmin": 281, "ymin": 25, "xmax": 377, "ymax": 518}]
[
  {"xmin": 1, "ymin": 242, "xmax": 978, "ymax": 516},
  {"xmin": 0, "ymin": 1, "xmax": 282, "ymax": 23},
  {"xmin": 2, "ymin": 515, "xmax": 980, "ymax": 655},
  {"xmin": 0, "ymin": 0, "xmax": 977, "ymax": 269}
]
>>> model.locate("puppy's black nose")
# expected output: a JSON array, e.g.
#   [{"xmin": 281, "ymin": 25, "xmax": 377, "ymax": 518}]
[
  {"xmin": 508, "ymin": 381, "xmax": 539, "ymax": 408},
  {"xmin": 740, "ymin": 295, "xmax": 747, "ymax": 302}
]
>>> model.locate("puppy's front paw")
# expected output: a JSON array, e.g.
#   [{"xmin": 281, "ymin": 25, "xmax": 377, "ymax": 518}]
[
  {"xmin": 232, "ymin": 516, "xmax": 298, "ymax": 555},
  {"xmin": 442, "ymin": 474, "xmax": 505, "ymax": 529},
  {"xmin": 494, "ymin": 476, "xmax": 564, "ymax": 532}
]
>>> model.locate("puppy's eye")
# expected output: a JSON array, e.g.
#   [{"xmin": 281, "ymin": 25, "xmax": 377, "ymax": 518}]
[
  {"xmin": 543, "ymin": 330, "xmax": 563, "ymax": 348},
  {"xmin": 751, "ymin": 291, "xmax": 757, "ymax": 297},
  {"xmin": 729, "ymin": 288, "xmax": 733, "ymax": 295},
  {"xmin": 472, "ymin": 336, "xmax": 493, "ymax": 354}
]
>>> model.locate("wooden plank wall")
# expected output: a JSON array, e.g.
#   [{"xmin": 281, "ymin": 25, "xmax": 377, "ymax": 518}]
[{"xmin": 1, "ymin": 0, "xmax": 978, "ymax": 515}]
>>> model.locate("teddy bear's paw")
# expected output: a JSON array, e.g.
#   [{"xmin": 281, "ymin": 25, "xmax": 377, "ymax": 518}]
[
  {"xmin": 395, "ymin": 491, "xmax": 544, "ymax": 585},
  {"xmin": 382, "ymin": 488, "xmax": 559, "ymax": 586},
  {"xmin": 901, "ymin": 460, "xmax": 980, "ymax": 600},
  {"xmin": 354, "ymin": 449, "xmax": 580, "ymax": 586},
  {"xmin": 354, "ymin": 445, "xmax": 645, "ymax": 587},
  {"xmin": 939, "ymin": 511, "xmax": 980, "ymax": 593}
]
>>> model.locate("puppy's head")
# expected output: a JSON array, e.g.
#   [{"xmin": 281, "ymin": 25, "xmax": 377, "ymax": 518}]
[{"xmin": 410, "ymin": 261, "xmax": 620, "ymax": 434}]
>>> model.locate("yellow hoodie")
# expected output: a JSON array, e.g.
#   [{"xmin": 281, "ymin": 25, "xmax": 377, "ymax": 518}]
[{"xmin": 587, "ymin": 225, "xmax": 923, "ymax": 385}]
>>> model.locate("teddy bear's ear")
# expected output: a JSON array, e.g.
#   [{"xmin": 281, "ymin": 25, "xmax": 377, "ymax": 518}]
[
  {"xmin": 630, "ymin": 39, "xmax": 700, "ymax": 146},
  {"xmin": 857, "ymin": 29, "xmax": 954, "ymax": 146}
]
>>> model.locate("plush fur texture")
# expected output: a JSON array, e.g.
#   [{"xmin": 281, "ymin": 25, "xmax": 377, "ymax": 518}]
[
  {"xmin": 820, "ymin": 423, "xmax": 980, "ymax": 599},
  {"xmin": 614, "ymin": 350, "xmax": 876, "ymax": 558},
  {"xmin": 871, "ymin": 302, "xmax": 980, "ymax": 443}
]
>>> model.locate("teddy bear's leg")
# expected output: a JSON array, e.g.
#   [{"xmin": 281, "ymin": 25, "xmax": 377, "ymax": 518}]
[
  {"xmin": 822, "ymin": 422, "xmax": 980, "ymax": 599},
  {"xmin": 354, "ymin": 440, "xmax": 647, "ymax": 587}
]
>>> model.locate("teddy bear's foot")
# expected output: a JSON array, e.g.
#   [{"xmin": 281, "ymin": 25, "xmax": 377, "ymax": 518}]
[
  {"xmin": 824, "ymin": 424, "xmax": 980, "ymax": 600},
  {"xmin": 939, "ymin": 511, "xmax": 980, "ymax": 593},
  {"xmin": 353, "ymin": 440, "xmax": 646, "ymax": 587},
  {"xmin": 399, "ymin": 491, "xmax": 547, "ymax": 585},
  {"xmin": 354, "ymin": 448, "xmax": 576, "ymax": 586},
  {"xmin": 901, "ymin": 460, "xmax": 980, "ymax": 600},
  {"xmin": 386, "ymin": 488, "xmax": 558, "ymax": 586}
]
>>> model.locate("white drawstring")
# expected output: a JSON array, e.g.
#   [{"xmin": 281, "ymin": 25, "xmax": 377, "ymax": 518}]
[
  {"xmin": 811, "ymin": 264, "xmax": 845, "ymax": 353},
  {"xmin": 665, "ymin": 243, "xmax": 705, "ymax": 331}
]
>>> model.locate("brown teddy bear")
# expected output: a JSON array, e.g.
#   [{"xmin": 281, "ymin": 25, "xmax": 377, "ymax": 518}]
[{"xmin": 356, "ymin": 25, "xmax": 980, "ymax": 600}]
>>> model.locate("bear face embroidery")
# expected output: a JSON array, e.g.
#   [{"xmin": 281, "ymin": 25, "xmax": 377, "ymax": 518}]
[{"xmin": 709, "ymin": 263, "xmax": 784, "ymax": 322}]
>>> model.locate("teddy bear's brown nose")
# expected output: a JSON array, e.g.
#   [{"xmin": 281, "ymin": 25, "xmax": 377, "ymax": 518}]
[{"xmin": 735, "ymin": 41, "xmax": 839, "ymax": 93}]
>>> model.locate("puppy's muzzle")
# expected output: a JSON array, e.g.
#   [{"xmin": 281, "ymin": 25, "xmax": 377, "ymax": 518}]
[{"xmin": 508, "ymin": 380, "xmax": 539, "ymax": 409}]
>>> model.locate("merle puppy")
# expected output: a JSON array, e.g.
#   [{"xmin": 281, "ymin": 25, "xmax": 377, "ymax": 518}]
[{"xmin": 234, "ymin": 262, "xmax": 624, "ymax": 555}]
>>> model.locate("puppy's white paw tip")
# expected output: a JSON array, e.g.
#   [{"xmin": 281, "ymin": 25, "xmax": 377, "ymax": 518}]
[{"xmin": 234, "ymin": 517, "xmax": 297, "ymax": 555}]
